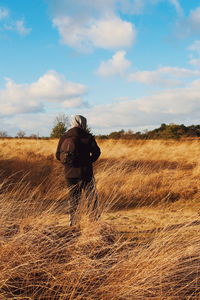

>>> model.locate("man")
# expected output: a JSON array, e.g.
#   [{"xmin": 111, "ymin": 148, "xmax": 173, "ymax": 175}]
[{"xmin": 56, "ymin": 115, "xmax": 101, "ymax": 226}]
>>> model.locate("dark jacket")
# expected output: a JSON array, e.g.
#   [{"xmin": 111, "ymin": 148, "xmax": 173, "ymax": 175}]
[{"xmin": 56, "ymin": 127, "xmax": 101, "ymax": 180}]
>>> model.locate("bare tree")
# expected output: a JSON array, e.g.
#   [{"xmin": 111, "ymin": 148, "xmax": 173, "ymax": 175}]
[
  {"xmin": 29, "ymin": 133, "xmax": 40, "ymax": 139},
  {"xmin": 54, "ymin": 114, "xmax": 69, "ymax": 127},
  {"xmin": 0, "ymin": 131, "xmax": 8, "ymax": 138},
  {"xmin": 16, "ymin": 130, "xmax": 26, "ymax": 138}
]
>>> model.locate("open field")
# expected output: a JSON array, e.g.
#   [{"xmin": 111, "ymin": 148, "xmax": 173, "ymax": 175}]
[{"xmin": 0, "ymin": 138, "xmax": 200, "ymax": 299}]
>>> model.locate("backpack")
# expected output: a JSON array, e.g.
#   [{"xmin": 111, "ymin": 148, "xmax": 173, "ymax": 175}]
[{"xmin": 60, "ymin": 136, "xmax": 81, "ymax": 167}]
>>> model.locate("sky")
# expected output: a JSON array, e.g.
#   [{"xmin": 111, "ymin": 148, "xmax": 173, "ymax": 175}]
[{"xmin": 0, "ymin": 0, "xmax": 200, "ymax": 136}]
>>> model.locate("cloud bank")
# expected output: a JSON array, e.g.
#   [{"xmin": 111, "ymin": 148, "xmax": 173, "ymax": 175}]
[
  {"xmin": 128, "ymin": 67, "xmax": 200, "ymax": 87},
  {"xmin": 0, "ymin": 71, "xmax": 87, "ymax": 116},
  {"xmin": 83, "ymin": 79, "xmax": 200, "ymax": 130},
  {"xmin": 2, "ymin": 75, "xmax": 200, "ymax": 135}
]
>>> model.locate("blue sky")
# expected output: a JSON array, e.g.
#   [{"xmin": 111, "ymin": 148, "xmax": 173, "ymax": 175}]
[{"xmin": 0, "ymin": 0, "xmax": 200, "ymax": 136}]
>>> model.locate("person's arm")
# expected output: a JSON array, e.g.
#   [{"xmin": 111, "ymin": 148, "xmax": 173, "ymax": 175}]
[
  {"xmin": 89, "ymin": 137, "xmax": 101, "ymax": 163},
  {"xmin": 55, "ymin": 135, "xmax": 65, "ymax": 161}
]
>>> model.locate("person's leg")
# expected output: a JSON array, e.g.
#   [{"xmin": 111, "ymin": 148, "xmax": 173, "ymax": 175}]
[
  {"xmin": 83, "ymin": 178, "xmax": 99, "ymax": 221},
  {"xmin": 65, "ymin": 178, "xmax": 82, "ymax": 226}
]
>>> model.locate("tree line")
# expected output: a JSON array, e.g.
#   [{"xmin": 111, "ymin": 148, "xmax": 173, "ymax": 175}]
[
  {"xmin": 97, "ymin": 123, "xmax": 200, "ymax": 140},
  {"xmin": 1, "ymin": 115, "xmax": 200, "ymax": 140}
]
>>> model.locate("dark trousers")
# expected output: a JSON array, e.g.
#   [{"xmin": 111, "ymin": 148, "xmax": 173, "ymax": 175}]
[{"xmin": 65, "ymin": 177, "xmax": 99, "ymax": 225}]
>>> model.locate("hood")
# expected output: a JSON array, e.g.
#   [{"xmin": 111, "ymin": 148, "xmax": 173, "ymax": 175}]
[{"xmin": 71, "ymin": 115, "xmax": 87, "ymax": 131}]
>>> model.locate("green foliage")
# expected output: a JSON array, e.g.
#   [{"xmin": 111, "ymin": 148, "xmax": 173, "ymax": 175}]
[
  {"xmin": 50, "ymin": 122, "xmax": 67, "ymax": 138},
  {"xmin": 108, "ymin": 130, "xmax": 125, "ymax": 139},
  {"xmin": 145, "ymin": 123, "xmax": 194, "ymax": 139},
  {"xmin": 97, "ymin": 124, "xmax": 200, "ymax": 140},
  {"xmin": 50, "ymin": 114, "xmax": 69, "ymax": 138},
  {"xmin": 97, "ymin": 135, "xmax": 108, "ymax": 140}
]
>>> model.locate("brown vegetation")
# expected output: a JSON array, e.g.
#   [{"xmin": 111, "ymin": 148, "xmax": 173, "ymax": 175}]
[{"xmin": 0, "ymin": 138, "xmax": 200, "ymax": 299}]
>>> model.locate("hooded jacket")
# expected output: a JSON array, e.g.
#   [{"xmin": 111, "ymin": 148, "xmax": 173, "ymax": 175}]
[{"xmin": 56, "ymin": 127, "xmax": 101, "ymax": 180}]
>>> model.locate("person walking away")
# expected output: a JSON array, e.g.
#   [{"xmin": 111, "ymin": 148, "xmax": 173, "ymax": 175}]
[{"xmin": 56, "ymin": 115, "xmax": 101, "ymax": 226}]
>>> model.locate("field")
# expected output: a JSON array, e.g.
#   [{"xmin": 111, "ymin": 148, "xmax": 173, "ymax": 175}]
[{"xmin": 0, "ymin": 138, "xmax": 200, "ymax": 299}]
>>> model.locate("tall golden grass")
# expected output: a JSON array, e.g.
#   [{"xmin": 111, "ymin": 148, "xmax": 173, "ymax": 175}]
[{"xmin": 0, "ymin": 138, "xmax": 200, "ymax": 299}]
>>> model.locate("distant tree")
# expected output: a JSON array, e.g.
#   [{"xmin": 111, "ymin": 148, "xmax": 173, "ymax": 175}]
[
  {"xmin": 186, "ymin": 125, "xmax": 200, "ymax": 137},
  {"xmin": 108, "ymin": 130, "xmax": 125, "ymax": 139},
  {"xmin": 160, "ymin": 123, "xmax": 167, "ymax": 130},
  {"xmin": 92, "ymin": 123, "xmax": 200, "ymax": 140},
  {"xmin": 0, "ymin": 130, "xmax": 8, "ymax": 137},
  {"xmin": 96, "ymin": 134, "xmax": 108, "ymax": 140},
  {"xmin": 143, "ymin": 123, "xmax": 188, "ymax": 139},
  {"xmin": 122, "ymin": 129, "xmax": 134, "ymax": 139},
  {"xmin": 159, "ymin": 124, "xmax": 184, "ymax": 139},
  {"xmin": 55, "ymin": 114, "xmax": 69, "ymax": 126},
  {"xmin": 50, "ymin": 114, "xmax": 69, "ymax": 138},
  {"xmin": 29, "ymin": 133, "xmax": 39, "ymax": 139},
  {"xmin": 16, "ymin": 130, "xmax": 26, "ymax": 138}
]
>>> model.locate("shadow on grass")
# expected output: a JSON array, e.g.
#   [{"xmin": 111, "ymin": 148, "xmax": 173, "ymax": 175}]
[
  {"xmin": 0, "ymin": 156, "xmax": 195, "ymax": 186},
  {"xmin": 96, "ymin": 158, "xmax": 197, "ymax": 210},
  {"xmin": 120, "ymin": 219, "xmax": 200, "ymax": 236},
  {"xmin": 96, "ymin": 158, "xmax": 196, "ymax": 174},
  {"xmin": 0, "ymin": 156, "xmax": 57, "ymax": 188},
  {"xmin": 0, "ymin": 156, "xmax": 197, "ymax": 212}
]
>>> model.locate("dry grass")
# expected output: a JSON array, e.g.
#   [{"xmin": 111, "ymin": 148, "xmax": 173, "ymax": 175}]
[{"xmin": 0, "ymin": 138, "xmax": 200, "ymax": 299}]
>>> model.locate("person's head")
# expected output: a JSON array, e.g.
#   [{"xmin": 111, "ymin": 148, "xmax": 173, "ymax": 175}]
[{"xmin": 71, "ymin": 115, "xmax": 87, "ymax": 130}]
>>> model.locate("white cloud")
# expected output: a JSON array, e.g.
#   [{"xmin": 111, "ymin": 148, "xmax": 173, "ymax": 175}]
[
  {"xmin": 0, "ymin": 79, "xmax": 44, "ymax": 115},
  {"xmin": 96, "ymin": 51, "xmax": 131, "ymax": 77},
  {"xmin": 62, "ymin": 97, "xmax": 84, "ymax": 108},
  {"xmin": 15, "ymin": 19, "xmax": 31, "ymax": 36},
  {"xmin": 0, "ymin": 112, "xmax": 57, "ymax": 136},
  {"xmin": 48, "ymin": 0, "xmax": 136, "ymax": 51},
  {"xmin": 0, "ymin": 7, "xmax": 9, "ymax": 20},
  {"xmin": 53, "ymin": 15, "xmax": 136, "ymax": 51},
  {"xmin": 128, "ymin": 67, "xmax": 200, "ymax": 87},
  {"xmin": 0, "ymin": 6, "xmax": 31, "ymax": 37},
  {"xmin": 4, "ymin": 19, "xmax": 32, "ymax": 36},
  {"xmin": 189, "ymin": 7, "xmax": 200, "ymax": 29},
  {"xmin": 82, "ymin": 79, "xmax": 200, "ymax": 130},
  {"xmin": 189, "ymin": 59, "xmax": 200, "ymax": 67},
  {"xmin": 2, "ymin": 77, "xmax": 200, "ymax": 136},
  {"xmin": 188, "ymin": 40, "xmax": 200, "ymax": 67},
  {"xmin": 89, "ymin": 18, "xmax": 135, "ymax": 49},
  {"xmin": 176, "ymin": 7, "xmax": 200, "ymax": 38},
  {"xmin": 188, "ymin": 40, "xmax": 200, "ymax": 55},
  {"xmin": 0, "ymin": 71, "xmax": 87, "ymax": 116},
  {"xmin": 48, "ymin": 0, "xmax": 183, "ymax": 51},
  {"xmin": 168, "ymin": 0, "xmax": 183, "ymax": 16},
  {"xmin": 29, "ymin": 71, "xmax": 86, "ymax": 100}
]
